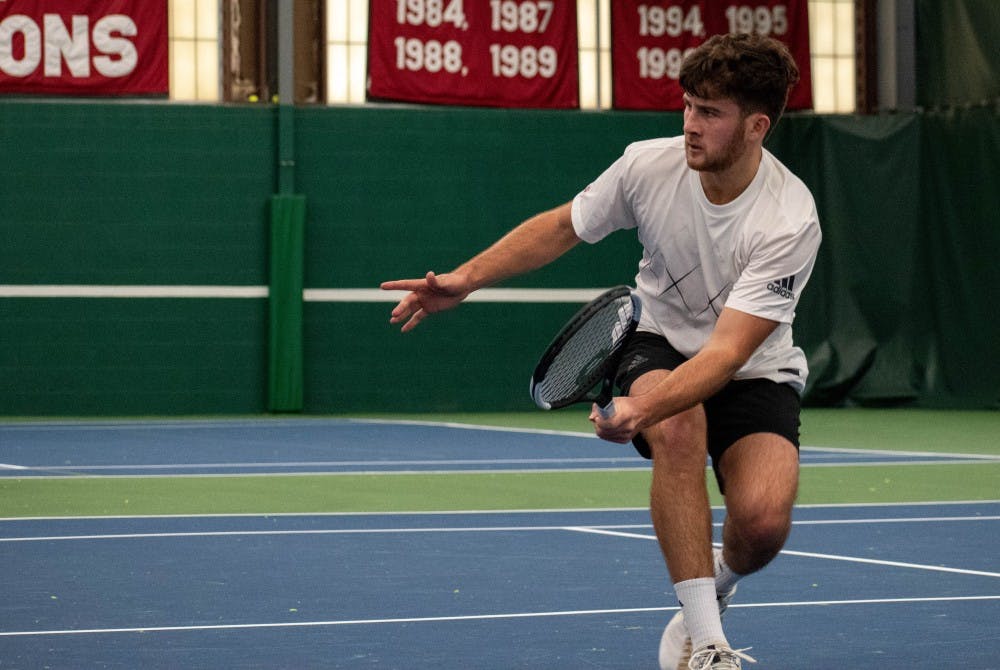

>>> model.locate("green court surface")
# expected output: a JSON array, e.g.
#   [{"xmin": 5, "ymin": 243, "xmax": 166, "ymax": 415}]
[{"xmin": 1, "ymin": 409, "xmax": 997, "ymax": 518}]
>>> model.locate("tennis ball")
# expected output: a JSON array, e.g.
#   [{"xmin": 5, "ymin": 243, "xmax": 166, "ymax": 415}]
[{"xmin": 248, "ymin": 94, "xmax": 259, "ymax": 102}]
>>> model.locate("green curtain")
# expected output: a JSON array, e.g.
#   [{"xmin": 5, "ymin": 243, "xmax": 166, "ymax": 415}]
[
  {"xmin": 916, "ymin": 0, "xmax": 1000, "ymax": 108},
  {"xmin": 916, "ymin": 107, "xmax": 1000, "ymax": 406}
]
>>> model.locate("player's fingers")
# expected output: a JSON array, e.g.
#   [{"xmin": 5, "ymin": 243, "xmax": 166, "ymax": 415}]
[
  {"xmin": 400, "ymin": 308, "xmax": 426, "ymax": 333},
  {"xmin": 380, "ymin": 278, "xmax": 427, "ymax": 292},
  {"xmin": 590, "ymin": 406, "xmax": 634, "ymax": 443},
  {"xmin": 389, "ymin": 294, "xmax": 419, "ymax": 322}
]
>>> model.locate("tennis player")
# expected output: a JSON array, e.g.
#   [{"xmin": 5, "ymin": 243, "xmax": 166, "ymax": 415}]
[{"xmin": 382, "ymin": 33, "xmax": 820, "ymax": 670}]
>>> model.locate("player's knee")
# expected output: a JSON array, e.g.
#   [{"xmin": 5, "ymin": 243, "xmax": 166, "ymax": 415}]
[{"xmin": 729, "ymin": 505, "xmax": 792, "ymax": 558}]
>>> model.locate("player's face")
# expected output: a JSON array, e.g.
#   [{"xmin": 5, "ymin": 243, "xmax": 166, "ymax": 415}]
[{"xmin": 682, "ymin": 93, "xmax": 752, "ymax": 173}]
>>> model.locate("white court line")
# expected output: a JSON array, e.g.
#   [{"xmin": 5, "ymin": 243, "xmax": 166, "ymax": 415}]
[
  {"xmin": 564, "ymin": 527, "xmax": 1000, "ymax": 579},
  {"xmin": 3, "ymin": 417, "xmax": 995, "ymax": 464},
  {"xmin": 776, "ymin": 548, "xmax": 1000, "ymax": 579},
  {"xmin": 801, "ymin": 459, "xmax": 1000, "ymax": 467},
  {"xmin": 3, "ymin": 416, "xmax": 997, "ymax": 459},
  {"xmin": 801, "ymin": 445, "xmax": 1000, "ymax": 462},
  {"xmin": 0, "ymin": 418, "xmax": 595, "ymax": 436},
  {"xmin": 565, "ymin": 526, "xmax": 659, "ymax": 541},
  {"xmin": 0, "ymin": 525, "xmax": 579, "ymax": 543},
  {"xmin": 1, "ymin": 468, "xmax": 659, "ymax": 481},
  {"xmin": 3, "ymin": 455, "xmax": 990, "ymax": 478},
  {"xmin": 795, "ymin": 500, "xmax": 1000, "ymax": 509},
  {"xmin": 0, "ymin": 595, "xmax": 997, "ymax": 638},
  {"xmin": 790, "ymin": 515, "xmax": 1000, "ymax": 525},
  {"xmin": 4, "ymin": 514, "xmax": 999, "ymax": 547},
  {"xmin": 358, "ymin": 420, "xmax": 1000, "ymax": 461}
]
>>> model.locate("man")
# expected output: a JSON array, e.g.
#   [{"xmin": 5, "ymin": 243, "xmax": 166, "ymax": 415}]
[{"xmin": 382, "ymin": 33, "xmax": 821, "ymax": 670}]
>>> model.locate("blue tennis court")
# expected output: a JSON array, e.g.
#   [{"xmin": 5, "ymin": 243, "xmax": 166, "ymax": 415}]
[
  {"xmin": 1, "ymin": 419, "xmax": 998, "ymax": 668},
  {"xmin": 2, "ymin": 505, "xmax": 999, "ymax": 668}
]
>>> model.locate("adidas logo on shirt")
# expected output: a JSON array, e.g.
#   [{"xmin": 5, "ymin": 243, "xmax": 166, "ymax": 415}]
[{"xmin": 767, "ymin": 275, "xmax": 796, "ymax": 299}]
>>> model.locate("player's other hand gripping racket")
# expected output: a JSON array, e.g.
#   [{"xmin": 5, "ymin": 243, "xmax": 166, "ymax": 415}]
[{"xmin": 530, "ymin": 286, "xmax": 642, "ymax": 419}]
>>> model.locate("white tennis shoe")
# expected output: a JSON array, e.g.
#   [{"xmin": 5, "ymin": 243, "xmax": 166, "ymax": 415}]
[
  {"xmin": 658, "ymin": 607, "xmax": 692, "ymax": 670},
  {"xmin": 658, "ymin": 582, "xmax": 738, "ymax": 670},
  {"xmin": 687, "ymin": 644, "xmax": 756, "ymax": 669}
]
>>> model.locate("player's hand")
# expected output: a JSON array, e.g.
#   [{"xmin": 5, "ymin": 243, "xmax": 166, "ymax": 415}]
[
  {"xmin": 381, "ymin": 271, "xmax": 472, "ymax": 332},
  {"xmin": 589, "ymin": 396, "xmax": 645, "ymax": 444}
]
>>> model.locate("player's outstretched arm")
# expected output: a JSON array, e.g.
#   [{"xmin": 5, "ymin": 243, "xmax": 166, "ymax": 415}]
[{"xmin": 381, "ymin": 202, "xmax": 579, "ymax": 332}]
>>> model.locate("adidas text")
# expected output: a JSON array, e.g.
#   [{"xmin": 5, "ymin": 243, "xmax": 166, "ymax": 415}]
[{"xmin": 767, "ymin": 276, "xmax": 796, "ymax": 299}]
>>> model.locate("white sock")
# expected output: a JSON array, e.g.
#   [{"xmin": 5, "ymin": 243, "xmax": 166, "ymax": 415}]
[
  {"xmin": 713, "ymin": 547, "xmax": 741, "ymax": 597},
  {"xmin": 674, "ymin": 577, "xmax": 727, "ymax": 650}
]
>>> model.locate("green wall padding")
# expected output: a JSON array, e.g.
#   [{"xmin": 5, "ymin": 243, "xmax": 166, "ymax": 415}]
[
  {"xmin": 268, "ymin": 194, "xmax": 306, "ymax": 411},
  {"xmin": 0, "ymin": 298, "xmax": 267, "ymax": 415},
  {"xmin": 1, "ymin": 103, "xmax": 274, "ymax": 285}
]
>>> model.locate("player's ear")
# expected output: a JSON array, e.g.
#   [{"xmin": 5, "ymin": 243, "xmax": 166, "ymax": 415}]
[{"xmin": 748, "ymin": 112, "xmax": 770, "ymax": 142}]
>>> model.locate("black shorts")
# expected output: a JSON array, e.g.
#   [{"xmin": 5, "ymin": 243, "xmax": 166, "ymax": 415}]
[{"xmin": 615, "ymin": 332, "xmax": 801, "ymax": 491}]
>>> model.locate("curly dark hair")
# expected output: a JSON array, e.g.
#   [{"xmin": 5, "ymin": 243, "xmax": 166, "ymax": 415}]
[{"xmin": 679, "ymin": 33, "xmax": 800, "ymax": 128}]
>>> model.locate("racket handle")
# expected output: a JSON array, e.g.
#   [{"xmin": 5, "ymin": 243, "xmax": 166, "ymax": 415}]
[{"xmin": 596, "ymin": 399, "xmax": 617, "ymax": 419}]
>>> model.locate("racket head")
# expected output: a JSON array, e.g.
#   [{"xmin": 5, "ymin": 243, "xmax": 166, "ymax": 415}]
[{"xmin": 530, "ymin": 286, "xmax": 642, "ymax": 411}]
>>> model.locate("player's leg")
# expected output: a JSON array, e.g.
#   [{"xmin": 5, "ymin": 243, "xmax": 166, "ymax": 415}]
[
  {"xmin": 717, "ymin": 432, "xmax": 799, "ymax": 576},
  {"xmin": 614, "ymin": 335, "xmax": 730, "ymax": 668},
  {"xmin": 627, "ymin": 371, "xmax": 729, "ymax": 669},
  {"xmin": 655, "ymin": 378, "xmax": 800, "ymax": 669},
  {"xmin": 664, "ymin": 380, "xmax": 802, "ymax": 668},
  {"xmin": 662, "ymin": 435, "xmax": 796, "ymax": 669},
  {"xmin": 707, "ymin": 379, "xmax": 802, "ymax": 578},
  {"xmin": 637, "ymin": 371, "xmax": 714, "ymax": 585},
  {"xmin": 657, "ymin": 437, "xmax": 795, "ymax": 670}
]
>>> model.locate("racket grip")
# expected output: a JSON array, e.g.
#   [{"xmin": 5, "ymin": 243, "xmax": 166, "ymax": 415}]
[{"xmin": 596, "ymin": 399, "xmax": 617, "ymax": 419}]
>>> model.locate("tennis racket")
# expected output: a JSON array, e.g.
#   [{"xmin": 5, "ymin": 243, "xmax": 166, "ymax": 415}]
[{"xmin": 530, "ymin": 285, "xmax": 642, "ymax": 418}]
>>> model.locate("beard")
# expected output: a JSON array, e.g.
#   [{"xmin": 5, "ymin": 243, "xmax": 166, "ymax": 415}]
[{"xmin": 685, "ymin": 124, "xmax": 749, "ymax": 173}]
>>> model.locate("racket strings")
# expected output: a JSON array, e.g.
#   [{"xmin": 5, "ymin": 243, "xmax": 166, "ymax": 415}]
[{"xmin": 534, "ymin": 295, "xmax": 634, "ymax": 404}]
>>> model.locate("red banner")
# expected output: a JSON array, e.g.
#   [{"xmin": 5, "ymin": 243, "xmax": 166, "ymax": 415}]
[
  {"xmin": 0, "ymin": 0, "xmax": 167, "ymax": 96},
  {"xmin": 612, "ymin": 1, "xmax": 812, "ymax": 110},
  {"xmin": 368, "ymin": 0, "xmax": 578, "ymax": 108}
]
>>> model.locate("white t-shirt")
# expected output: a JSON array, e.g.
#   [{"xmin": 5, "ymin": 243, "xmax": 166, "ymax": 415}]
[{"xmin": 571, "ymin": 136, "xmax": 821, "ymax": 392}]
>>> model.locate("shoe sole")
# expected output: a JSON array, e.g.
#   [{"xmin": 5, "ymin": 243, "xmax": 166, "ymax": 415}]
[{"xmin": 676, "ymin": 636, "xmax": 692, "ymax": 670}]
